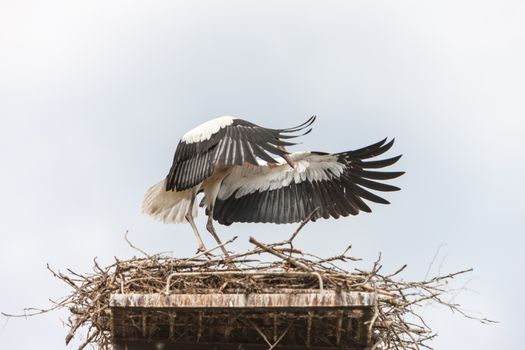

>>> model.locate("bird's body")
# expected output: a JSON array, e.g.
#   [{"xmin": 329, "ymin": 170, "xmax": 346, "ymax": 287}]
[{"xmin": 143, "ymin": 116, "xmax": 404, "ymax": 254}]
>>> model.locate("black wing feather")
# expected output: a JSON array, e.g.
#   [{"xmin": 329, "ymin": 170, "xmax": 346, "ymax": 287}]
[
  {"xmin": 166, "ymin": 116, "xmax": 316, "ymax": 191},
  {"xmin": 213, "ymin": 138, "xmax": 403, "ymax": 225}
]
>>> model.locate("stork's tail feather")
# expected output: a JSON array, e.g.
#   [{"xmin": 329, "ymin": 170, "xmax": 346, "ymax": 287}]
[{"xmin": 142, "ymin": 179, "xmax": 197, "ymax": 224}]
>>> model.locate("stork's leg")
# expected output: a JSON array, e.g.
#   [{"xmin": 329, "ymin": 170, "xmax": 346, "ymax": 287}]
[
  {"xmin": 206, "ymin": 204, "xmax": 230, "ymax": 258},
  {"xmin": 185, "ymin": 193, "xmax": 207, "ymax": 253}
]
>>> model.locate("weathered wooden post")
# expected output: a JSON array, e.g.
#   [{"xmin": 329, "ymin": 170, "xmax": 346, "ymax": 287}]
[{"xmin": 109, "ymin": 271, "xmax": 376, "ymax": 349}]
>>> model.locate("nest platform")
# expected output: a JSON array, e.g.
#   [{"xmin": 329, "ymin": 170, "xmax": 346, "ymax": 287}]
[
  {"xmin": 110, "ymin": 271, "xmax": 377, "ymax": 349},
  {"xmin": 14, "ymin": 225, "xmax": 480, "ymax": 350}
]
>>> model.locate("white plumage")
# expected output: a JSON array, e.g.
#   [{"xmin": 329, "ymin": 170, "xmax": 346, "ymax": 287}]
[
  {"xmin": 143, "ymin": 179, "xmax": 197, "ymax": 224},
  {"xmin": 180, "ymin": 116, "xmax": 235, "ymax": 143},
  {"xmin": 143, "ymin": 115, "xmax": 403, "ymax": 255},
  {"xmin": 218, "ymin": 152, "xmax": 345, "ymax": 199}
]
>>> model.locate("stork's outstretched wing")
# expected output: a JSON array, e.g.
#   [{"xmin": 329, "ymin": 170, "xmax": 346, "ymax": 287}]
[
  {"xmin": 213, "ymin": 138, "xmax": 404, "ymax": 225},
  {"xmin": 166, "ymin": 116, "xmax": 316, "ymax": 191}
]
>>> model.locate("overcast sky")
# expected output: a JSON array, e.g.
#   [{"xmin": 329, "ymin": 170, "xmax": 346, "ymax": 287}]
[{"xmin": 1, "ymin": 1, "xmax": 524, "ymax": 349}]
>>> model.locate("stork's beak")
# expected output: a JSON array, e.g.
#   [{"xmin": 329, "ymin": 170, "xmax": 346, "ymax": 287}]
[
  {"xmin": 283, "ymin": 154, "xmax": 296, "ymax": 168},
  {"xmin": 277, "ymin": 145, "xmax": 295, "ymax": 168}
]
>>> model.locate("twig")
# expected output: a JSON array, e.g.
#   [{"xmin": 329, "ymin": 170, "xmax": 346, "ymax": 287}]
[
  {"xmin": 124, "ymin": 230, "xmax": 151, "ymax": 258},
  {"xmin": 425, "ymin": 243, "xmax": 447, "ymax": 280},
  {"xmin": 270, "ymin": 208, "xmax": 319, "ymax": 249},
  {"xmin": 367, "ymin": 285, "xmax": 380, "ymax": 345},
  {"xmin": 244, "ymin": 319, "xmax": 272, "ymax": 347},
  {"xmin": 248, "ymin": 236, "xmax": 314, "ymax": 272},
  {"xmin": 287, "ymin": 208, "xmax": 319, "ymax": 244},
  {"xmin": 188, "ymin": 235, "xmax": 238, "ymax": 261},
  {"xmin": 269, "ymin": 321, "xmax": 293, "ymax": 350},
  {"xmin": 78, "ymin": 329, "xmax": 99, "ymax": 350}
]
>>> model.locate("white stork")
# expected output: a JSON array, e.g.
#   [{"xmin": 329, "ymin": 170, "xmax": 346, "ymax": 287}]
[{"xmin": 143, "ymin": 116, "xmax": 404, "ymax": 255}]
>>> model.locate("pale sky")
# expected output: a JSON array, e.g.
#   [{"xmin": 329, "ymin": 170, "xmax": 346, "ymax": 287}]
[{"xmin": 1, "ymin": 1, "xmax": 524, "ymax": 349}]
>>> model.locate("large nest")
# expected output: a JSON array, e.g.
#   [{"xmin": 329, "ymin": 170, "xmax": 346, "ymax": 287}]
[{"xmin": 3, "ymin": 218, "xmax": 491, "ymax": 349}]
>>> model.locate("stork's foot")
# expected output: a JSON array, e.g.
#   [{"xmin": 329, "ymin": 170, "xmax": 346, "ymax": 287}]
[
  {"xmin": 195, "ymin": 243, "xmax": 216, "ymax": 259},
  {"xmin": 196, "ymin": 243, "xmax": 206, "ymax": 253}
]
